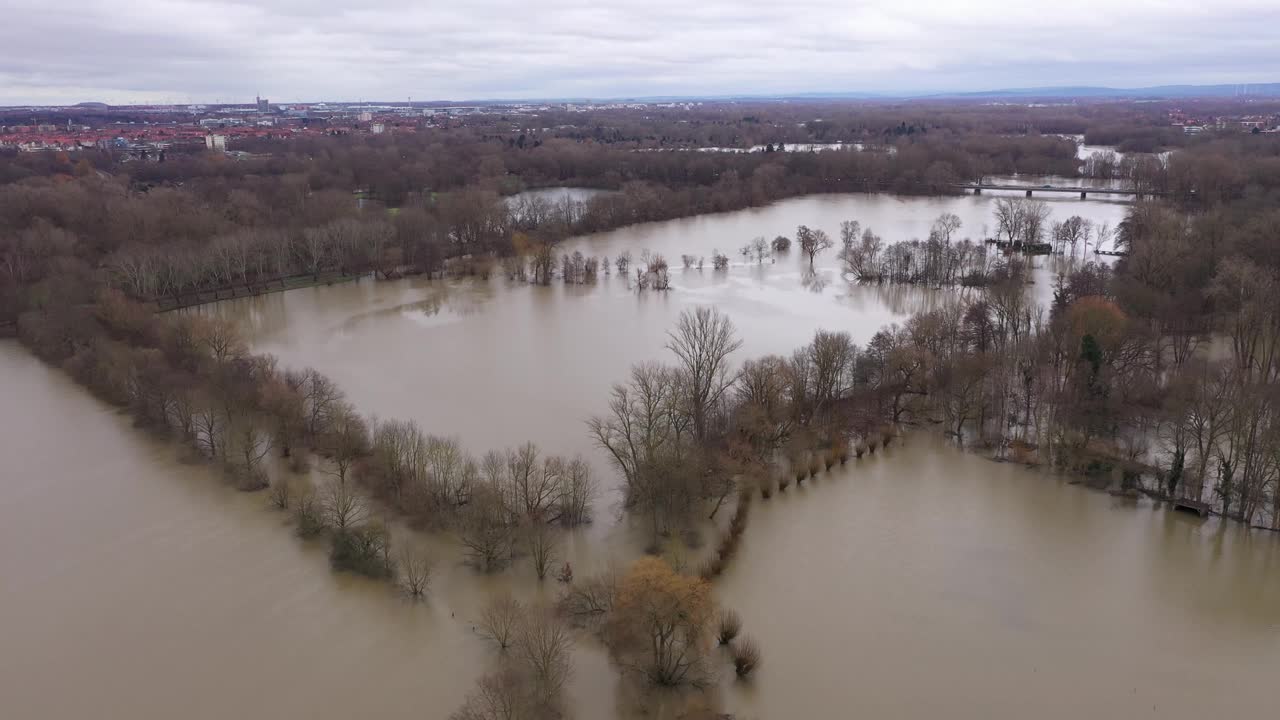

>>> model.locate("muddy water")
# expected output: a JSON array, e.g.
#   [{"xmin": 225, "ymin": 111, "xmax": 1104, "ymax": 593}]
[
  {"xmin": 717, "ymin": 436, "xmax": 1280, "ymax": 718},
  {"xmin": 0, "ymin": 341, "xmax": 618, "ymax": 719},
  {"xmin": 5, "ymin": 191, "xmax": 1279, "ymax": 719},
  {"xmin": 207, "ymin": 192, "xmax": 1130, "ymax": 499}
]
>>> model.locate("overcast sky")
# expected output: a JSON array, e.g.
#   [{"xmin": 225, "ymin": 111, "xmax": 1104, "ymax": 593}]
[{"xmin": 3, "ymin": 0, "xmax": 1278, "ymax": 105}]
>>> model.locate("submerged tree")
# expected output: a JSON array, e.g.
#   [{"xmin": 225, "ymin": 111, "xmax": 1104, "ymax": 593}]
[
  {"xmin": 796, "ymin": 224, "xmax": 833, "ymax": 269},
  {"xmin": 607, "ymin": 556, "xmax": 716, "ymax": 686}
]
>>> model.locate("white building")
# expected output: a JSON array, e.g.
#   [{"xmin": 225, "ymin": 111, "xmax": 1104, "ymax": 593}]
[
  {"xmin": 371, "ymin": 123, "xmax": 385, "ymax": 134},
  {"xmin": 205, "ymin": 134, "xmax": 227, "ymax": 151}
]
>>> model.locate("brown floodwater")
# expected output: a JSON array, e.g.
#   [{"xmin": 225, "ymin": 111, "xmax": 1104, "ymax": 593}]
[{"xmin": 5, "ymin": 191, "xmax": 1279, "ymax": 719}]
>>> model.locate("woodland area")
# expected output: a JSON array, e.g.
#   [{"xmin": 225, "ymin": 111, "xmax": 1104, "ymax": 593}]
[{"xmin": 4, "ymin": 99, "xmax": 1280, "ymax": 716}]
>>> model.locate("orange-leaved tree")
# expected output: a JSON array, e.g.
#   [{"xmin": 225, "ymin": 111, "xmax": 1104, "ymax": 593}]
[{"xmin": 607, "ymin": 556, "xmax": 716, "ymax": 686}]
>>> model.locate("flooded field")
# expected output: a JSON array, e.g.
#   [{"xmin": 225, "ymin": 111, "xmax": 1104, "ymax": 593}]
[{"xmin": 5, "ymin": 189, "xmax": 1278, "ymax": 719}]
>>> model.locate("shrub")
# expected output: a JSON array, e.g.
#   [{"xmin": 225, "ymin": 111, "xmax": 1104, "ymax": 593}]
[
  {"xmin": 732, "ymin": 636, "xmax": 762, "ymax": 678},
  {"xmin": 717, "ymin": 610, "xmax": 742, "ymax": 645},
  {"xmin": 809, "ymin": 460, "xmax": 821, "ymax": 478},
  {"xmin": 268, "ymin": 478, "xmax": 292, "ymax": 510},
  {"xmin": 293, "ymin": 492, "xmax": 328, "ymax": 538},
  {"xmin": 329, "ymin": 524, "xmax": 394, "ymax": 579}
]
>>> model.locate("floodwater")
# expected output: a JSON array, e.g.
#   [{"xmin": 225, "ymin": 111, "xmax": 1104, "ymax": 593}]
[
  {"xmin": 206, "ymin": 191, "xmax": 1133, "ymax": 509},
  {"xmin": 0, "ymin": 341, "xmax": 620, "ymax": 720},
  {"xmin": 505, "ymin": 186, "xmax": 609, "ymax": 206},
  {"xmin": 696, "ymin": 142, "xmax": 869, "ymax": 153},
  {"xmin": 5, "ymin": 190, "xmax": 1279, "ymax": 719},
  {"xmin": 718, "ymin": 436, "xmax": 1280, "ymax": 719}
]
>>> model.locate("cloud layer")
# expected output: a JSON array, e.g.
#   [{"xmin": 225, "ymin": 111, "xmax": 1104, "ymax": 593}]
[{"xmin": 3, "ymin": 0, "xmax": 1278, "ymax": 104}]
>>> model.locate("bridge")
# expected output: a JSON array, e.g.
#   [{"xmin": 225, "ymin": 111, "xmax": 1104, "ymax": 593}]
[{"xmin": 954, "ymin": 183, "xmax": 1156, "ymax": 199}]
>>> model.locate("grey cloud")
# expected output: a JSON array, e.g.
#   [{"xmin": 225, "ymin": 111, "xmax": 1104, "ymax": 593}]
[{"xmin": 2, "ymin": 0, "xmax": 1278, "ymax": 104}]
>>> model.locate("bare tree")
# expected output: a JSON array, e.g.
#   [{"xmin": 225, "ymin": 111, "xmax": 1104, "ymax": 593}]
[
  {"xmin": 558, "ymin": 569, "xmax": 618, "ymax": 624},
  {"xmin": 321, "ymin": 477, "xmax": 368, "ymax": 532},
  {"xmin": 320, "ymin": 402, "xmax": 369, "ymax": 484},
  {"xmin": 268, "ymin": 477, "xmax": 293, "ymax": 510},
  {"xmin": 227, "ymin": 417, "xmax": 272, "ymax": 490},
  {"xmin": 524, "ymin": 521, "xmax": 558, "ymax": 581},
  {"xmin": 1052, "ymin": 216, "xmax": 1090, "ymax": 257},
  {"xmin": 1020, "ymin": 199, "xmax": 1052, "ymax": 247},
  {"xmin": 193, "ymin": 315, "xmax": 246, "ymax": 363},
  {"xmin": 666, "ymin": 307, "xmax": 743, "ymax": 441},
  {"xmin": 478, "ymin": 595, "xmax": 524, "ymax": 651},
  {"xmin": 514, "ymin": 609, "xmax": 574, "ymax": 705},
  {"xmin": 615, "ymin": 250, "xmax": 632, "ymax": 276},
  {"xmin": 796, "ymin": 225, "xmax": 833, "ymax": 269},
  {"xmin": 993, "ymin": 197, "xmax": 1025, "ymax": 245},
  {"xmin": 295, "ymin": 368, "xmax": 344, "ymax": 438},
  {"xmin": 399, "ymin": 546, "xmax": 433, "ymax": 599},
  {"xmin": 839, "ymin": 220, "xmax": 862, "ymax": 256},
  {"xmin": 460, "ymin": 482, "xmax": 513, "ymax": 572},
  {"xmin": 503, "ymin": 444, "xmax": 560, "ymax": 520},
  {"xmin": 931, "ymin": 212, "xmax": 963, "ymax": 243},
  {"xmin": 555, "ymin": 456, "xmax": 595, "ymax": 526},
  {"xmin": 589, "ymin": 363, "xmax": 697, "ymax": 537}
]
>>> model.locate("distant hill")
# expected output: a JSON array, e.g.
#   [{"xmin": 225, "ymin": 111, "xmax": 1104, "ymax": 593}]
[
  {"xmin": 513, "ymin": 84, "xmax": 1280, "ymax": 104},
  {"xmin": 928, "ymin": 84, "xmax": 1280, "ymax": 99},
  {"xmin": 9, "ymin": 83, "xmax": 1278, "ymax": 110}
]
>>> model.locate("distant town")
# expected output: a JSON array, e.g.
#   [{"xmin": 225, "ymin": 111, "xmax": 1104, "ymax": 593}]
[
  {"xmin": 0, "ymin": 97, "xmax": 701, "ymax": 157},
  {"xmin": 1, "ymin": 95, "xmax": 1276, "ymax": 159}
]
